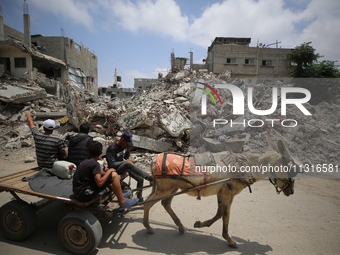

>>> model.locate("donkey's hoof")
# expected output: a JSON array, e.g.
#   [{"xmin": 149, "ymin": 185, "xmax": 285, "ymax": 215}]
[
  {"xmin": 147, "ymin": 229, "xmax": 154, "ymax": 234},
  {"xmin": 179, "ymin": 226, "xmax": 185, "ymax": 234},
  {"xmin": 228, "ymin": 242, "xmax": 238, "ymax": 249},
  {"xmin": 194, "ymin": 221, "xmax": 201, "ymax": 228}
]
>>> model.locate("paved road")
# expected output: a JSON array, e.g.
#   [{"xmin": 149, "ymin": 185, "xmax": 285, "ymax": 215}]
[{"xmin": 1, "ymin": 163, "xmax": 339, "ymax": 254}]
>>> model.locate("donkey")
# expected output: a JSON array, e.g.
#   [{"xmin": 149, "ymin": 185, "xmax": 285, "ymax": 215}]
[{"xmin": 143, "ymin": 139, "xmax": 297, "ymax": 248}]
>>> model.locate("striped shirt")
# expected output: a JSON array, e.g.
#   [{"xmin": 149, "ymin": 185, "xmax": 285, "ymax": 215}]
[{"xmin": 31, "ymin": 127, "xmax": 66, "ymax": 169}]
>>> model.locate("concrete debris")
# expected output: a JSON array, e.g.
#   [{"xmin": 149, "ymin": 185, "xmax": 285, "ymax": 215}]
[
  {"xmin": 160, "ymin": 111, "xmax": 191, "ymax": 137},
  {"xmin": 0, "ymin": 84, "xmax": 47, "ymax": 104},
  {"xmin": 118, "ymin": 110, "xmax": 150, "ymax": 130},
  {"xmin": 174, "ymin": 70, "xmax": 190, "ymax": 81},
  {"xmin": 132, "ymin": 134, "xmax": 172, "ymax": 152},
  {"xmin": 35, "ymin": 111, "xmax": 67, "ymax": 118},
  {"xmin": 174, "ymin": 83, "xmax": 192, "ymax": 97},
  {"xmin": 0, "ymin": 68, "xmax": 339, "ymax": 172},
  {"xmin": 24, "ymin": 156, "xmax": 36, "ymax": 163}
]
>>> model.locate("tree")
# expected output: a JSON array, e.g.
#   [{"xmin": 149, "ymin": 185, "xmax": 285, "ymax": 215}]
[
  {"xmin": 288, "ymin": 42, "xmax": 340, "ymax": 104},
  {"xmin": 288, "ymin": 42, "xmax": 339, "ymax": 78},
  {"xmin": 312, "ymin": 60, "xmax": 340, "ymax": 78}
]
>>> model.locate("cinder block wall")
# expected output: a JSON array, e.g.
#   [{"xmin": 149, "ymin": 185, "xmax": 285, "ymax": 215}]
[{"xmin": 207, "ymin": 43, "xmax": 294, "ymax": 79}]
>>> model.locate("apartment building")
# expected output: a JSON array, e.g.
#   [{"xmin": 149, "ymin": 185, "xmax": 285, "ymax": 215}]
[{"xmin": 205, "ymin": 37, "xmax": 294, "ymax": 83}]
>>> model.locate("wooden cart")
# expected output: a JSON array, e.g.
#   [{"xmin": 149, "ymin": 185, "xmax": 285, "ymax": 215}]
[{"xmin": 0, "ymin": 167, "xmax": 122, "ymax": 255}]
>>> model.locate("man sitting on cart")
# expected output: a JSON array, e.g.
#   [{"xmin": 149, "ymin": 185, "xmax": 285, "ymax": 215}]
[
  {"xmin": 106, "ymin": 131, "xmax": 152, "ymax": 202},
  {"xmin": 73, "ymin": 140, "xmax": 138, "ymax": 210},
  {"xmin": 26, "ymin": 112, "xmax": 67, "ymax": 169}
]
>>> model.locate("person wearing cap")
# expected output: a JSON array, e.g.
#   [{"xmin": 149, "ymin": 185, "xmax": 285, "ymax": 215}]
[
  {"xmin": 26, "ymin": 112, "xmax": 67, "ymax": 169},
  {"xmin": 106, "ymin": 131, "xmax": 152, "ymax": 202}
]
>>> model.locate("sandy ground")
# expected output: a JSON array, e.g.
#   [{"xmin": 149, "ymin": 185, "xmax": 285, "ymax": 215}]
[{"xmin": 0, "ymin": 148, "xmax": 339, "ymax": 255}]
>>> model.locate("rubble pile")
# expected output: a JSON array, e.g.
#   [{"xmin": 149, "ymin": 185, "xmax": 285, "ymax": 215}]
[{"xmin": 0, "ymin": 69, "xmax": 339, "ymax": 170}]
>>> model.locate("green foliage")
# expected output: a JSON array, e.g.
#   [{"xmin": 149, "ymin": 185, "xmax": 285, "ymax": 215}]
[
  {"xmin": 312, "ymin": 60, "xmax": 340, "ymax": 78},
  {"xmin": 288, "ymin": 42, "xmax": 339, "ymax": 78}
]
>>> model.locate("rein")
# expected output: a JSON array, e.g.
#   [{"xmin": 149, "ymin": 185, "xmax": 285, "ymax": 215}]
[
  {"xmin": 265, "ymin": 160, "xmax": 293, "ymax": 194},
  {"xmin": 269, "ymin": 174, "xmax": 293, "ymax": 194}
]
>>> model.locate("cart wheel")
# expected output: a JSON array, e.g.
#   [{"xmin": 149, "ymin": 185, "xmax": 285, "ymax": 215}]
[
  {"xmin": 0, "ymin": 200, "xmax": 37, "ymax": 241},
  {"xmin": 58, "ymin": 210, "xmax": 102, "ymax": 255}
]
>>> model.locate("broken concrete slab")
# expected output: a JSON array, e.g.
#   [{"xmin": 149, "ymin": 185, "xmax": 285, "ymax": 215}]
[
  {"xmin": 132, "ymin": 134, "xmax": 172, "ymax": 152},
  {"xmin": 117, "ymin": 110, "xmax": 150, "ymax": 130},
  {"xmin": 174, "ymin": 83, "xmax": 192, "ymax": 97},
  {"xmin": 160, "ymin": 110, "xmax": 191, "ymax": 137},
  {"xmin": 0, "ymin": 84, "xmax": 47, "ymax": 104},
  {"xmin": 135, "ymin": 126, "xmax": 166, "ymax": 139},
  {"xmin": 34, "ymin": 111, "xmax": 67, "ymax": 119},
  {"xmin": 174, "ymin": 70, "xmax": 190, "ymax": 81},
  {"xmin": 61, "ymin": 81, "xmax": 87, "ymax": 128}
]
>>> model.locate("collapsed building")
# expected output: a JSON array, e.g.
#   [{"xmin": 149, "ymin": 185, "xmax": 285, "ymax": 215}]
[
  {"xmin": 0, "ymin": 8, "xmax": 98, "ymax": 95},
  {"xmin": 0, "ymin": 6, "xmax": 339, "ymax": 174},
  {"xmin": 1, "ymin": 67, "xmax": 339, "ymax": 176}
]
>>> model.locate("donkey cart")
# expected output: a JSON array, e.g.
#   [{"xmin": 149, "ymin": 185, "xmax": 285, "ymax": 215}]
[{"xmin": 0, "ymin": 167, "xmax": 133, "ymax": 255}]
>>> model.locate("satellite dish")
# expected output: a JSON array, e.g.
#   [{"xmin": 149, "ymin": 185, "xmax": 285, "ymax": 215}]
[{"xmin": 259, "ymin": 43, "xmax": 263, "ymax": 46}]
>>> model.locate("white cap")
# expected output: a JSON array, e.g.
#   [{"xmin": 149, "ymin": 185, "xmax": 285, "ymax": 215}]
[{"xmin": 43, "ymin": 119, "xmax": 56, "ymax": 130}]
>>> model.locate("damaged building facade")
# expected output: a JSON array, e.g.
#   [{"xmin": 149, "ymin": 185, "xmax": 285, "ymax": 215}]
[
  {"xmin": 205, "ymin": 37, "xmax": 294, "ymax": 82},
  {"xmin": 134, "ymin": 78, "xmax": 159, "ymax": 91},
  {"xmin": 98, "ymin": 86, "xmax": 137, "ymax": 99},
  {"xmin": 0, "ymin": 9, "xmax": 98, "ymax": 94},
  {"xmin": 173, "ymin": 37, "xmax": 295, "ymax": 84},
  {"xmin": 31, "ymin": 35, "xmax": 98, "ymax": 92}
]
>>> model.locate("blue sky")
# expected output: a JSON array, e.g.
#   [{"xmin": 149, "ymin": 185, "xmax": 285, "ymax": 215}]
[{"xmin": 1, "ymin": 0, "xmax": 340, "ymax": 87}]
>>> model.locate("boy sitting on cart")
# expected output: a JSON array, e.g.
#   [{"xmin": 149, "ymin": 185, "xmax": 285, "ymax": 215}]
[{"xmin": 72, "ymin": 140, "xmax": 138, "ymax": 210}]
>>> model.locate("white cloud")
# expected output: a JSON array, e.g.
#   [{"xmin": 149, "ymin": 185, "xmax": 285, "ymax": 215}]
[
  {"xmin": 100, "ymin": 0, "xmax": 340, "ymax": 62},
  {"xmin": 297, "ymin": 0, "xmax": 340, "ymax": 62},
  {"xmin": 188, "ymin": 0, "xmax": 300, "ymax": 47},
  {"xmin": 30, "ymin": 0, "xmax": 95, "ymax": 30},
  {"xmin": 99, "ymin": 0, "xmax": 189, "ymax": 40},
  {"xmin": 188, "ymin": 0, "xmax": 340, "ymax": 62}
]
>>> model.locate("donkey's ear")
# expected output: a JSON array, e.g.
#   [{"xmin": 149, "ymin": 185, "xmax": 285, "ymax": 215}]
[
  {"xmin": 266, "ymin": 135, "xmax": 278, "ymax": 152},
  {"xmin": 277, "ymin": 140, "xmax": 290, "ymax": 160}
]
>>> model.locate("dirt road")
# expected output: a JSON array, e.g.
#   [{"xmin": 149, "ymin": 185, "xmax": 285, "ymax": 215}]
[{"xmin": 0, "ymin": 153, "xmax": 339, "ymax": 255}]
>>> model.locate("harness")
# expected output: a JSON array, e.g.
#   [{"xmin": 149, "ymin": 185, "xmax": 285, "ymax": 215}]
[
  {"xmin": 154, "ymin": 152, "xmax": 204, "ymax": 199},
  {"xmin": 269, "ymin": 171, "xmax": 294, "ymax": 194},
  {"xmin": 235, "ymin": 178, "xmax": 256, "ymax": 193},
  {"xmin": 222, "ymin": 151, "xmax": 256, "ymax": 193},
  {"xmin": 266, "ymin": 160, "xmax": 294, "ymax": 194}
]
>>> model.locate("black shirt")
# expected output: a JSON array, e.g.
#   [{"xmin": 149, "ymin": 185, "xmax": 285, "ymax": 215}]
[
  {"xmin": 72, "ymin": 158, "xmax": 101, "ymax": 197},
  {"xmin": 106, "ymin": 142, "xmax": 130, "ymax": 169}
]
